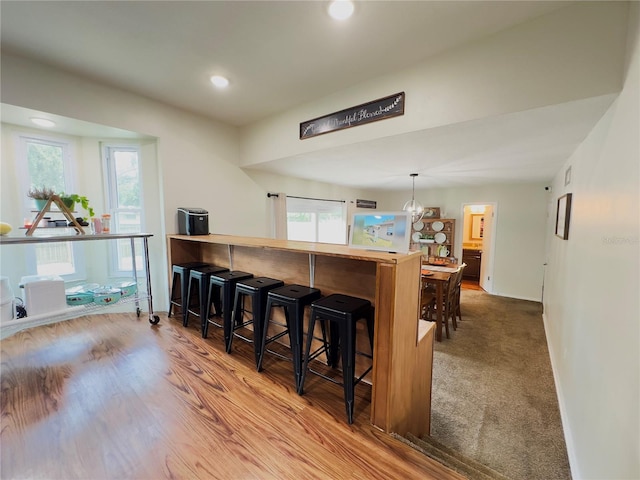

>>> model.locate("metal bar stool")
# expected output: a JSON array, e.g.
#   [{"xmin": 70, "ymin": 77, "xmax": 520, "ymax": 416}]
[
  {"xmin": 298, "ymin": 293, "xmax": 374, "ymax": 424},
  {"xmin": 256, "ymin": 284, "xmax": 322, "ymax": 390},
  {"xmin": 184, "ymin": 265, "xmax": 229, "ymax": 329},
  {"xmin": 168, "ymin": 261, "xmax": 209, "ymax": 320},
  {"xmin": 203, "ymin": 271, "xmax": 253, "ymax": 339},
  {"xmin": 228, "ymin": 277, "xmax": 284, "ymax": 365}
]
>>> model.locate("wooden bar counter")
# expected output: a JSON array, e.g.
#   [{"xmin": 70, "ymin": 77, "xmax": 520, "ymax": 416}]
[{"xmin": 167, "ymin": 234, "xmax": 435, "ymax": 436}]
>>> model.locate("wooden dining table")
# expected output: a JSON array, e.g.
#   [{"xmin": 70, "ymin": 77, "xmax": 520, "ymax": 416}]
[{"xmin": 421, "ymin": 264, "xmax": 460, "ymax": 342}]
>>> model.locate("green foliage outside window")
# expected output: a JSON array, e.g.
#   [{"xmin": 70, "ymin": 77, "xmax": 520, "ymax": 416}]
[
  {"xmin": 27, "ymin": 142, "xmax": 65, "ymax": 193},
  {"xmin": 287, "ymin": 212, "xmax": 312, "ymax": 222}
]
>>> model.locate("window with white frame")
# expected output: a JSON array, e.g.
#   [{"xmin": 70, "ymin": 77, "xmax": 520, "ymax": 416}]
[
  {"xmin": 285, "ymin": 196, "xmax": 347, "ymax": 244},
  {"xmin": 103, "ymin": 144, "xmax": 144, "ymax": 275},
  {"xmin": 17, "ymin": 134, "xmax": 85, "ymax": 279}
]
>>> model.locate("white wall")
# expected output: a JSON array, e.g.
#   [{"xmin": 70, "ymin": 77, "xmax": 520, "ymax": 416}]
[
  {"xmin": 240, "ymin": 2, "xmax": 628, "ymax": 168},
  {"xmin": 542, "ymin": 3, "xmax": 639, "ymax": 479},
  {"xmin": 374, "ymin": 183, "xmax": 548, "ymax": 301}
]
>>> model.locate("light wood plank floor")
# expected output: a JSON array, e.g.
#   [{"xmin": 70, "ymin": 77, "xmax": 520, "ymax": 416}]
[{"xmin": 1, "ymin": 312, "xmax": 463, "ymax": 480}]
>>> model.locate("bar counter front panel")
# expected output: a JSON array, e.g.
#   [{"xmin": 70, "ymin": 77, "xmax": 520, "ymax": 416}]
[{"xmin": 167, "ymin": 234, "xmax": 435, "ymax": 436}]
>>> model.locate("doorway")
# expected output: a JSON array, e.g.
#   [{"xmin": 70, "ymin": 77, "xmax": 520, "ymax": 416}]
[{"xmin": 461, "ymin": 203, "xmax": 496, "ymax": 293}]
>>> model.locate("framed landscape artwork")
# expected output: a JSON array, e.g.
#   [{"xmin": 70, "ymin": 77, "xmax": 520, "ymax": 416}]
[{"xmin": 555, "ymin": 193, "xmax": 572, "ymax": 240}]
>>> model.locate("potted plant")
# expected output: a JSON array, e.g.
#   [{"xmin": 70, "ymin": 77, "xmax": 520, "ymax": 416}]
[
  {"xmin": 419, "ymin": 233, "xmax": 435, "ymax": 243},
  {"xmin": 59, "ymin": 193, "xmax": 95, "ymax": 220},
  {"xmin": 27, "ymin": 186, "xmax": 56, "ymax": 210}
]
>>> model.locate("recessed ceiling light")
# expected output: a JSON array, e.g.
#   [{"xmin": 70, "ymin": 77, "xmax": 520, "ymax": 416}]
[
  {"xmin": 30, "ymin": 117, "xmax": 56, "ymax": 128},
  {"xmin": 210, "ymin": 75, "xmax": 229, "ymax": 88},
  {"xmin": 328, "ymin": 0, "xmax": 354, "ymax": 21}
]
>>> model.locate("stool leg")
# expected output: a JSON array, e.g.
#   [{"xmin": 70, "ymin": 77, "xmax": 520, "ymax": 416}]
[
  {"xmin": 203, "ymin": 284, "xmax": 221, "ymax": 338},
  {"xmin": 183, "ymin": 276, "xmax": 195, "ymax": 327},
  {"xmin": 298, "ymin": 312, "xmax": 318, "ymax": 395},
  {"xmin": 220, "ymin": 284, "xmax": 233, "ymax": 344},
  {"xmin": 366, "ymin": 308, "xmax": 375, "ymax": 351},
  {"xmin": 339, "ymin": 318, "xmax": 357, "ymax": 424},
  {"xmin": 210, "ymin": 285, "xmax": 222, "ymax": 318},
  {"xmin": 203, "ymin": 283, "xmax": 212, "ymax": 338},
  {"xmin": 235, "ymin": 295, "xmax": 246, "ymax": 328},
  {"xmin": 252, "ymin": 293, "xmax": 266, "ymax": 368},
  {"xmin": 198, "ymin": 277, "xmax": 207, "ymax": 332},
  {"xmin": 226, "ymin": 289, "xmax": 242, "ymax": 353},
  {"xmin": 328, "ymin": 320, "xmax": 340, "ymax": 368},
  {"xmin": 168, "ymin": 271, "xmax": 178, "ymax": 318},
  {"xmin": 181, "ymin": 272, "xmax": 191, "ymax": 324},
  {"xmin": 256, "ymin": 297, "xmax": 275, "ymax": 371},
  {"xmin": 289, "ymin": 303, "xmax": 304, "ymax": 392},
  {"xmin": 319, "ymin": 319, "xmax": 331, "ymax": 365}
]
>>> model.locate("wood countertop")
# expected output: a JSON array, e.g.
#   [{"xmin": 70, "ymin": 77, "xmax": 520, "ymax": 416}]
[{"xmin": 167, "ymin": 234, "xmax": 421, "ymax": 264}]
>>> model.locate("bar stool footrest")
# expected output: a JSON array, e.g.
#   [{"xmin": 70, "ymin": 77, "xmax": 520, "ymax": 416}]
[
  {"xmin": 207, "ymin": 317, "xmax": 223, "ymax": 329},
  {"xmin": 264, "ymin": 348, "xmax": 292, "ymax": 363},
  {"xmin": 307, "ymin": 345, "xmax": 331, "ymax": 365},
  {"xmin": 263, "ymin": 329, "xmax": 289, "ymax": 346},
  {"xmin": 308, "ymin": 369, "xmax": 343, "ymax": 386}
]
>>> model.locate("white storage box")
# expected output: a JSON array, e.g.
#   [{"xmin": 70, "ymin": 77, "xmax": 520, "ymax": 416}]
[{"xmin": 19, "ymin": 275, "xmax": 66, "ymax": 317}]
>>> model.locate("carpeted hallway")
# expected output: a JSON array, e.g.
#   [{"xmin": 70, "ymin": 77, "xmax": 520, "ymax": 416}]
[{"xmin": 428, "ymin": 288, "xmax": 572, "ymax": 480}]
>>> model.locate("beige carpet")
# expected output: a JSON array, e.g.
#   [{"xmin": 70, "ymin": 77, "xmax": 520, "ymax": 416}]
[
  {"xmin": 427, "ymin": 289, "xmax": 572, "ymax": 480},
  {"xmin": 393, "ymin": 432, "xmax": 511, "ymax": 480}
]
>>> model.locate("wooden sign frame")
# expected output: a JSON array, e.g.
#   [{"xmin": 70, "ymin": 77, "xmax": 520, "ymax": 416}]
[{"xmin": 300, "ymin": 92, "xmax": 405, "ymax": 139}]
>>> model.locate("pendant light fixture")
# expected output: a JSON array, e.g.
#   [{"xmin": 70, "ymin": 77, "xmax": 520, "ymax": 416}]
[{"xmin": 403, "ymin": 173, "xmax": 424, "ymax": 222}]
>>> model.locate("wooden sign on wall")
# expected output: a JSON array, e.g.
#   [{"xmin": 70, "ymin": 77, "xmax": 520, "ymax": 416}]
[{"xmin": 300, "ymin": 92, "xmax": 405, "ymax": 139}]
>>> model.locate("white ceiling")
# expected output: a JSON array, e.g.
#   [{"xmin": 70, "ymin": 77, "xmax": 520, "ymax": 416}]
[
  {"xmin": 0, "ymin": 0, "xmax": 613, "ymax": 191},
  {"xmin": 249, "ymin": 94, "xmax": 616, "ymax": 190}
]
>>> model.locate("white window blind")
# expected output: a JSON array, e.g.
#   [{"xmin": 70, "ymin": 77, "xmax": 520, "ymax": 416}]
[{"xmin": 285, "ymin": 196, "xmax": 347, "ymax": 244}]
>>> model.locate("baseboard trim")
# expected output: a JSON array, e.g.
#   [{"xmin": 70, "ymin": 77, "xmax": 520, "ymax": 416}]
[
  {"xmin": 482, "ymin": 291, "xmax": 542, "ymax": 303},
  {"xmin": 542, "ymin": 311, "xmax": 580, "ymax": 479}
]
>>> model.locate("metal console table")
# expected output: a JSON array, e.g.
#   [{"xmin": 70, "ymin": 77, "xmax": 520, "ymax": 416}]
[{"xmin": 0, "ymin": 232, "xmax": 159, "ymax": 339}]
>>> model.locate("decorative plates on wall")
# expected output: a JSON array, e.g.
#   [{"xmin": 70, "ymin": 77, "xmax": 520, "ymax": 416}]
[
  {"xmin": 432, "ymin": 221, "xmax": 444, "ymax": 232},
  {"xmin": 412, "ymin": 232, "xmax": 422, "ymax": 242},
  {"xmin": 434, "ymin": 232, "xmax": 447, "ymax": 244},
  {"xmin": 413, "ymin": 220, "xmax": 424, "ymax": 231}
]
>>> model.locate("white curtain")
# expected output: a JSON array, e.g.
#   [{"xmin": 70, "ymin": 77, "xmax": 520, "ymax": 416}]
[{"xmin": 269, "ymin": 192, "xmax": 287, "ymax": 239}]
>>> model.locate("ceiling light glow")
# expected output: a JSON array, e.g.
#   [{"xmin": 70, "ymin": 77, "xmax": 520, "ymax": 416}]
[
  {"xmin": 328, "ymin": 0, "xmax": 354, "ymax": 21},
  {"xmin": 210, "ymin": 75, "xmax": 229, "ymax": 88},
  {"xmin": 30, "ymin": 117, "xmax": 56, "ymax": 128}
]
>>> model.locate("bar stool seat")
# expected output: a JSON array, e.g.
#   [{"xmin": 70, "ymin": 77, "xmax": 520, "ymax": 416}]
[
  {"xmin": 168, "ymin": 261, "xmax": 209, "ymax": 320},
  {"xmin": 257, "ymin": 284, "xmax": 322, "ymax": 390},
  {"xmin": 184, "ymin": 265, "xmax": 229, "ymax": 329},
  {"xmin": 298, "ymin": 293, "xmax": 374, "ymax": 424},
  {"xmin": 228, "ymin": 277, "xmax": 284, "ymax": 365},
  {"xmin": 203, "ymin": 271, "xmax": 254, "ymax": 339}
]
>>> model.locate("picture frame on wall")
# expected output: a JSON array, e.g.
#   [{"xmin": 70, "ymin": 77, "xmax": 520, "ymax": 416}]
[
  {"xmin": 555, "ymin": 193, "xmax": 572, "ymax": 240},
  {"xmin": 422, "ymin": 207, "xmax": 440, "ymax": 219}
]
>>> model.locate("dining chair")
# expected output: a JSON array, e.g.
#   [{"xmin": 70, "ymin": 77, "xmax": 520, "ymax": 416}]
[
  {"xmin": 453, "ymin": 264, "xmax": 466, "ymax": 326},
  {"xmin": 433, "ymin": 266, "xmax": 462, "ymax": 338},
  {"xmin": 420, "ymin": 279, "xmax": 436, "ymax": 321}
]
